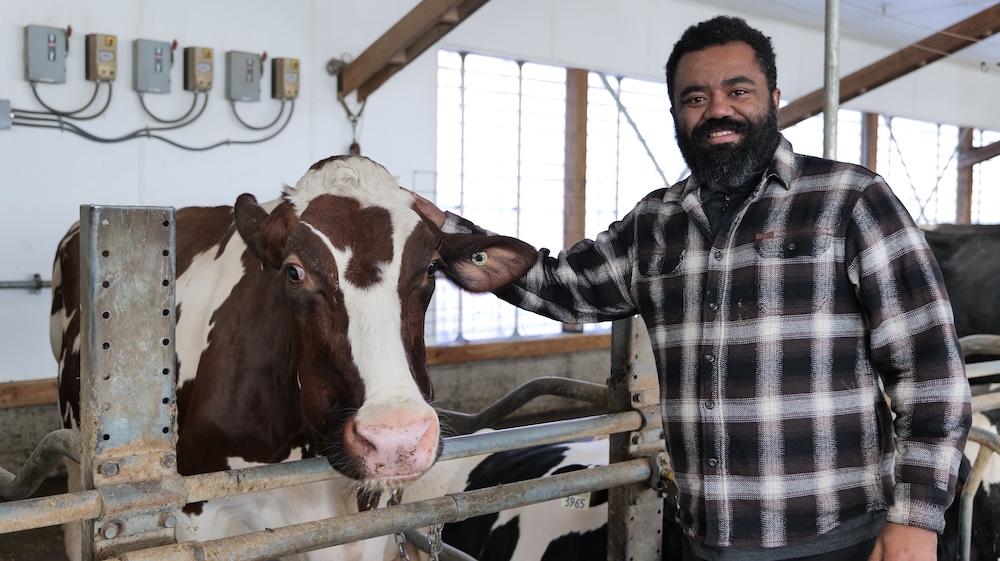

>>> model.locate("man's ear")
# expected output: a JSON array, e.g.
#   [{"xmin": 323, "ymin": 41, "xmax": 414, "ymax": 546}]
[
  {"xmin": 233, "ymin": 194, "xmax": 297, "ymax": 269},
  {"xmin": 438, "ymin": 232, "xmax": 536, "ymax": 292},
  {"xmin": 771, "ymin": 87, "xmax": 781, "ymax": 109}
]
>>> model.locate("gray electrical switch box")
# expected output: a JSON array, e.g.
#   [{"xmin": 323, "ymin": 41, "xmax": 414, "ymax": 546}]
[
  {"xmin": 134, "ymin": 39, "xmax": 172, "ymax": 93},
  {"xmin": 0, "ymin": 99, "xmax": 11, "ymax": 130},
  {"xmin": 226, "ymin": 51, "xmax": 261, "ymax": 102},
  {"xmin": 24, "ymin": 25, "xmax": 68, "ymax": 83}
]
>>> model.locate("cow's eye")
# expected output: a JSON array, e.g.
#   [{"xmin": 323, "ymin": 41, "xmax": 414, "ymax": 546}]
[
  {"xmin": 286, "ymin": 264, "xmax": 306, "ymax": 283},
  {"xmin": 471, "ymin": 251, "xmax": 488, "ymax": 267},
  {"xmin": 427, "ymin": 261, "xmax": 441, "ymax": 276}
]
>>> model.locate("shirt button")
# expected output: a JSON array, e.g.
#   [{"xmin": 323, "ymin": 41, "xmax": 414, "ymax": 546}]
[
  {"xmin": 704, "ymin": 353, "xmax": 715, "ymax": 363},
  {"xmin": 707, "ymin": 302, "xmax": 719, "ymax": 311},
  {"xmin": 786, "ymin": 241, "xmax": 797, "ymax": 252},
  {"xmin": 708, "ymin": 458, "xmax": 719, "ymax": 468},
  {"xmin": 704, "ymin": 400, "xmax": 715, "ymax": 409},
  {"xmin": 713, "ymin": 249, "xmax": 723, "ymax": 261}
]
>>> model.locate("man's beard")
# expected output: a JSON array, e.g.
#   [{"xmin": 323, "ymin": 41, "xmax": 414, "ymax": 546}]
[{"xmin": 675, "ymin": 102, "xmax": 780, "ymax": 192}]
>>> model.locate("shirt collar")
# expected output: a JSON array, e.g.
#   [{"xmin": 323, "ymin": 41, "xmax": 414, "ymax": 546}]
[{"xmin": 678, "ymin": 133, "xmax": 795, "ymax": 200}]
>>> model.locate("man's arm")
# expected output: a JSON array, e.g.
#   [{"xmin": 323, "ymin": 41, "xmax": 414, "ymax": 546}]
[
  {"xmin": 845, "ymin": 178, "xmax": 972, "ymax": 558},
  {"xmin": 412, "ymin": 192, "xmax": 639, "ymax": 324}
]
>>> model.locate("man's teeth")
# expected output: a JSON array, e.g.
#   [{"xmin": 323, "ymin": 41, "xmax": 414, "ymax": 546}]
[{"xmin": 710, "ymin": 130, "xmax": 735, "ymax": 138}]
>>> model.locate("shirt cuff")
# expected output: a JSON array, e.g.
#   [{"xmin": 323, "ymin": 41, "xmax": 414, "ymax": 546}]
[{"xmin": 886, "ymin": 482, "xmax": 949, "ymax": 534}]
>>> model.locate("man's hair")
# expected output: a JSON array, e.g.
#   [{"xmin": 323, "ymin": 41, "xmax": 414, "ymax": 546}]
[{"xmin": 665, "ymin": 16, "xmax": 777, "ymax": 103}]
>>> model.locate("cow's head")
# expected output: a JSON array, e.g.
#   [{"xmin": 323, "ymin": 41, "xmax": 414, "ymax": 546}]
[{"xmin": 233, "ymin": 155, "xmax": 535, "ymax": 488}]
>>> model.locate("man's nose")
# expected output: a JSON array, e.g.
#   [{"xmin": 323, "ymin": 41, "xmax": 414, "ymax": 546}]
[{"xmin": 705, "ymin": 95, "xmax": 735, "ymax": 119}]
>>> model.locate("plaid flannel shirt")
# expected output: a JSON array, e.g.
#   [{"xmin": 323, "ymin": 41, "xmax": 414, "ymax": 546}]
[{"xmin": 443, "ymin": 137, "xmax": 971, "ymax": 550}]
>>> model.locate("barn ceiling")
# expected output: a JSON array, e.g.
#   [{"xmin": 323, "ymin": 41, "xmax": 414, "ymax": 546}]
[{"xmin": 700, "ymin": 0, "xmax": 1000, "ymax": 69}]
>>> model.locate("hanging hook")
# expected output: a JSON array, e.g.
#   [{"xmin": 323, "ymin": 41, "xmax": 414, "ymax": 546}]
[{"xmin": 338, "ymin": 97, "xmax": 366, "ymax": 155}]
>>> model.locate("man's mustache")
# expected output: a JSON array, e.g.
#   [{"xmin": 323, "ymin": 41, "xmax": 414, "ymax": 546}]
[{"xmin": 693, "ymin": 118, "xmax": 749, "ymax": 141}]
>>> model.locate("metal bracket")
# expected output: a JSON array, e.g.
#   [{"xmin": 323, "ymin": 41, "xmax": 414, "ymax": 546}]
[
  {"xmin": 78, "ymin": 206, "xmax": 179, "ymax": 560},
  {"xmin": 607, "ymin": 317, "xmax": 664, "ymax": 561}
]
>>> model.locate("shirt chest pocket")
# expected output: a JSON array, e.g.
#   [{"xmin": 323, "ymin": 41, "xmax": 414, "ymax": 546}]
[
  {"xmin": 638, "ymin": 246, "xmax": 685, "ymax": 278},
  {"xmin": 754, "ymin": 229, "xmax": 836, "ymax": 313},
  {"xmin": 754, "ymin": 230, "xmax": 833, "ymax": 259}
]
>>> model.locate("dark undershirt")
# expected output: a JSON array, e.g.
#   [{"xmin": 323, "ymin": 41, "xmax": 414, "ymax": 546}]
[{"xmin": 699, "ymin": 175, "xmax": 760, "ymax": 239}]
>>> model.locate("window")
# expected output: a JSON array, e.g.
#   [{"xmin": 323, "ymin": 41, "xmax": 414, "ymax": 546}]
[
  {"xmin": 973, "ymin": 129, "xmax": 1000, "ymax": 224},
  {"xmin": 876, "ymin": 116, "xmax": 959, "ymax": 225},
  {"xmin": 585, "ymin": 74, "xmax": 686, "ymax": 240},
  {"xmin": 433, "ymin": 51, "xmax": 566, "ymax": 344},
  {"xmin": 781, "ymin": 109, "xmax": 863, "ymax": 165}
]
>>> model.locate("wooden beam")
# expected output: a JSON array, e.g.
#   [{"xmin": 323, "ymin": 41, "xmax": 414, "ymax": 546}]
[
  {"xmin": 779, "ymin": 4, "xmax": 1000, "ymax": 129},
  {"xmin": 1, "ymin": 335, "xmax": 613, "ymax": 408},
  {"xmin": 860, "ymin": 112, "xmax": 879, "ymax": 171},
  {"xmin": 0, "ymin": 379, "xmax": 58, "ymax": 408},
  {"xmin": 563, "ymin": 69, "xmax": 589, "ymax": 334},
  {"xmin": 957, "ymin": 127, "xmax": 974, "ymax": 224},
  {"xmin": 426, "ymin": 334, "xmax": 611, "ymax": 366},
  {"xmin": 958, "ymin": 138, "xmax": 1000, "ymax": 169},
  {"xmin": 340, "ymin": 0, "xmax": 491, "ymax": 101}
]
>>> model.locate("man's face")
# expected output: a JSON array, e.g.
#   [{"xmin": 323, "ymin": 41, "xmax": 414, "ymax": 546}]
[{"xmin": 671, "ymin": 41, "xmax": 782, "ymax": 190}]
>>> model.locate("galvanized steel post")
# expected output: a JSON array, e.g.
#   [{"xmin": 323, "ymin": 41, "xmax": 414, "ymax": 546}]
[
  {"xmin": 78, "ymin": 206, "xmax": 185, "ymax": 560},
  {"xmin": 607, "ymin": 317, "xmax": 664, "ymax": 561},
  {"xmin": 823, "ymin": 0, "xmax": 840, "ymax": 159}
]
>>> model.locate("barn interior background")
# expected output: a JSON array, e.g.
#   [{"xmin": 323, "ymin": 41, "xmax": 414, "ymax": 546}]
[{"xmin": 1, "ymin": 3, "xmax": 999, "ymax": 557}]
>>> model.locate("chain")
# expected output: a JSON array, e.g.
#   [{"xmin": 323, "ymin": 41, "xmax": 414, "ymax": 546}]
[
  {"xmin": 428, "ymin": 523, "xmax": 444, "ymax": 561},
  {"xmin": 387, "ymin": 488, "xmax": 411, "ymax": 561}
]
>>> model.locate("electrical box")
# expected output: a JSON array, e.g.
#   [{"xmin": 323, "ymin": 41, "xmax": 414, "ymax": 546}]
[
  {"xmin": 183, "ymin": 47, "xmax": 214, "ymax": 92},
  {"xmin": 134, "ymin": 39, "xmax": 172, "ymax": 93},
  {"xmin": 24, "ymin": 25, "xmax": 67, "ymax": 83},
  {"xmin": 226, "ymin": 51, "xmax": 261, "ymax": 102},
  {"xmin": 85, "ymin": 34, "xmax": 118, "ymax": 82},
  {"xmin": 0, "ymin": 99, "xmax": 11, "ymax": 130},
  {"xmin": 271, "ymin": 58, "xmax": 300, "ymax": 100}
]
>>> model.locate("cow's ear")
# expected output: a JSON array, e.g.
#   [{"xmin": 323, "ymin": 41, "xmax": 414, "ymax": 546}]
[
  {"xmin": 234, "ymin": 194, "xmax": 297, "ymax": 269},
  {"xmin": 438, "ymin": 233, "xmax": 536, "ymax": 292}
]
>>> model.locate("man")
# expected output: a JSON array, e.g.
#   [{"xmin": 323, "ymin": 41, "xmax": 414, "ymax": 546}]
[{"xmin": 414, "ymin": 16, "xmax": 970, "ymax": 561}]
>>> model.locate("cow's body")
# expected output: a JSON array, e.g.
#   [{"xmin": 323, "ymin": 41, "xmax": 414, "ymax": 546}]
[
  {"xmin": 51, "ymin": 156, "xmax": 535, "ymax": 561},
  {"xmin": 923, "ymin": 224, "xmax": 1000, "ymax": 344}
]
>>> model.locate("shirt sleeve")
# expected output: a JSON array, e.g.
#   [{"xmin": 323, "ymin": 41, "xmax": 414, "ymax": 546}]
[
  {"xmin": 441, "ymin": 209, "xmax": 639, "ymax": 324},
  {"xmin": 844, "ymin": 177, "xmax": 972, "ymax": 533}
]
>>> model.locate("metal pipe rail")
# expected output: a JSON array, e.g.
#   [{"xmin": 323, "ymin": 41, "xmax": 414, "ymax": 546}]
[
  {"xmin": 110, "ymin": 459, "xmax": 653, "ymax": 561},
  {"xmin": 0, "ymin": 411, "xmax": 643, "ymax": 533},
  {"xmin": 960, "ymin": 334, "xmax": 1000, "ymax": 358},
  {"xmin": 961, "ymin": 426, "xmax": 1000, "ymax": 561},
  {"xmin": 0, "ymin": 274, "xmax": 51, "ymax": 292},
  {"xmin": 437, "ymin": 377, "xmax": 609, "ymax": 435},
  {"xmin": 0, "ymin": 429, "xmax": 80, "ymax": 500}
]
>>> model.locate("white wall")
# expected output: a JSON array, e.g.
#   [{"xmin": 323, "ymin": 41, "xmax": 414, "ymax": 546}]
[{"xmin": 2, "ymin": 0, "xmax": 997, "ymax": 382}]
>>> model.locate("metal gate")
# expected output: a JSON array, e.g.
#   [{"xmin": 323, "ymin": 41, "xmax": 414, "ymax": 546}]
[{"xmin": 0, "ymin": 206, "xmax": 671, "ymax": 561}]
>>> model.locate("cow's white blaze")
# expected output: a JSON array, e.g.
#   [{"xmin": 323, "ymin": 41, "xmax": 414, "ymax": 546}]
[{"xmin": 301, "ymin": 222, "xmax": 425, "ymax": 408}]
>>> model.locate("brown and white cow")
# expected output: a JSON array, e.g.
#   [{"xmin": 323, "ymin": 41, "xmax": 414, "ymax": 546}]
[{"xmin": 50, "ymin": 155, "xmax": 536, "ymax": 560}]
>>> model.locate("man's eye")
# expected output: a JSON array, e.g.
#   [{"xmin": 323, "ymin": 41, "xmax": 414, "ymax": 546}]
[
  {"xmin": 732, "ymin": 89, "xmax": 749, "ymax": 97},
  {"xmin": 685, "ymin": 96, "xmax": 705, "ymax": 105},
  {"xmin": 427, "ymin": 261, "xmax": 441, "ymax": 276},
  {"xmin": 286, "ymin": 264, "xmax": 306, "ymax": 283}
]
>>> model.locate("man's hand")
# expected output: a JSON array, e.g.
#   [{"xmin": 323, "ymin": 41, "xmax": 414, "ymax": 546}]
[
  {"xmin": 405, "ymin": 189, "xmax": 446, "ymax": 229},
  {"xmin": 867, "ymin": 522, "xmax": 937, "ymax": 561}
]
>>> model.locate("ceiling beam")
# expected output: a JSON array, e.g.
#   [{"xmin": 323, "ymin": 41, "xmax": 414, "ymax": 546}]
[
  {"xmin": 779, "ymin": 4, "xmax": 1000, "ymax": 129},
  {"xmin": 338, "ymin": 0, "xmax": 490, "ymax": 101},
  {"xmin": 958, "ymin": 138, "xmax": 1000, "ymax": 169}
]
